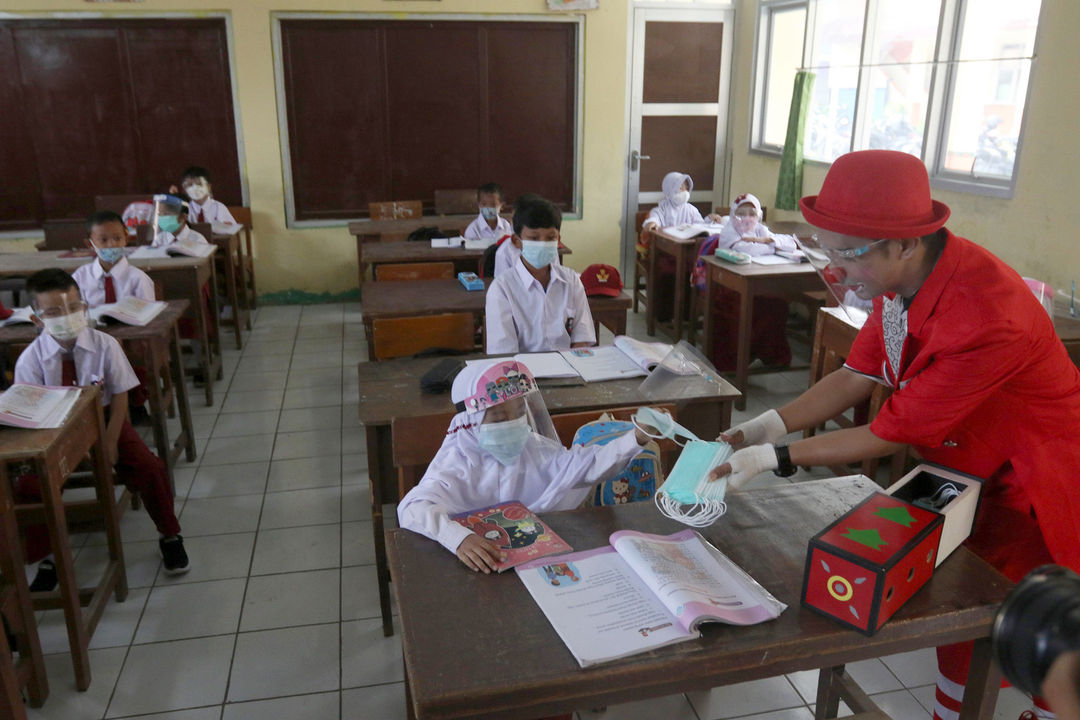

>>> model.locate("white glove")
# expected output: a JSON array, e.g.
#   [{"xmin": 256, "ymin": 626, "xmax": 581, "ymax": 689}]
[
  {"xmin": 719, "ymin": 409, "xmax": 787, "ymax": 447},
  {"xmin": 725, "ymin": 444, "xmax": 779, "ymax": 492}
]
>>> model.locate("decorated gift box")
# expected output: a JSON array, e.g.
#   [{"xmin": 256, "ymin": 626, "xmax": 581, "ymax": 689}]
[
  {"xmin": 801, "ymin": 492, "xmax": 944, "ymax": 635},
  {"xmin": 882, "ymin": 463, "xmax": 983, "ymax": 567}
]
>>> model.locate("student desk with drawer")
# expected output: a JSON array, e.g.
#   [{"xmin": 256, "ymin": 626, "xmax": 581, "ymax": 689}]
[
  {"xmin": 643, "ymin": 226, "xmax": 706, "ymax": 341},
  {"xmin": 357, "ymin": 240, "xmax": 571, "ymax": 286},
  {"xmin": 358, "ymin": 277, "xmax": 631, "ymax": 361},
  {"xmin": 357, "ymin": 353, "xmax": 741, "ymax": 636},
  {"xmin": 0, "ymin": 250, "xmax": 222, "ymax": 405},
  {"xmin": 350, "ymin": 216, "xmax": 480, "ymax": 285},
  {"xmin": 388, "ymin": 475, "xmax": 1010, "ymax": 720}
]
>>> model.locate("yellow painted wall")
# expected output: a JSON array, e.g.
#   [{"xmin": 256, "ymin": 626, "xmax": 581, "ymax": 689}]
[
  {"xmin": 0, "ymin": 0, "xmax": 631, "ymax": 297},
  {"xmin": 728, "ymin": 0, "xmax": 1080, "ymax": 293}
]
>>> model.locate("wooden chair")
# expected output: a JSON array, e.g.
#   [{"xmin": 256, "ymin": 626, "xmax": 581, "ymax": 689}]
[
  {"xmin": 631, "ymin": 210, "xmax": 650, "ymax": 313},
  {"xmin": 374, "ymin": 262, "xmax": 455, "ymax": 282},
  {"xmin": 371, "ymin": 312, "xmax": 475, "ymax": 361},
  {"xmin": 227, "ymin": 206, "xmax": 257, "ymax": 314},
  {"xmin": 41, "ymin": 220, "xmax": 88, "ymax": 252},
  {"xmin": 94, "ymin": 194, "xmax": 151, "ymax": 215},
  {"xmin": 434, "ymin": 189, "xmax": 477, "ymax": 215},
  {"xmin": 369, "ymin": 200, "xmax": 423, "ymax": 221}
]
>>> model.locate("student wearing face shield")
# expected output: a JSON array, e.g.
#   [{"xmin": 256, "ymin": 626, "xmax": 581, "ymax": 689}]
[
  {"xmin": 397, "ymin": 359, "xmax": 659, "ymax": 573},
  {"xmin": 706, "ymin": 150, "xmax": 1080, "ymax": 720}
]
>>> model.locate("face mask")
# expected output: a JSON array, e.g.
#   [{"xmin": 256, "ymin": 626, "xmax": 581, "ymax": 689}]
[
  {"xmin": 633, "ymin": 406, "xmax": 701, "ymax": 446},
  {"xmin": 734, "ymin": 214, "xmax": 759, "ymax": 236},
  {"xmin": 157, "ymin": 215, "xmax": 181, "ymax": 234},
  {"xmin": 185, "ymin": 183, "xmax": 209, "ymax": 202},
  {"xmin": 96, "ymin": 246, "xmax": 126, "ymax": 265},
  {"xmin": 477, "ymin": 414, "xmax": 531, "ymax": 466},
  {"xmin": 654, "ymin": 440, "xmax": 733, "ymax": 527},
  {"xmin": 520, "ymin": 240, "xmax": 559, "ymax": 270},
  {"xmin": 42, "ymin": 312, "xmax": 88, "ymax": 343},
  {"xmin": 480, "ymin": 206, "xmax": 499, "ymax": 221},
  {"xmin": 672, "ymin": 191, "xmax": 690, "ymax": 206}
]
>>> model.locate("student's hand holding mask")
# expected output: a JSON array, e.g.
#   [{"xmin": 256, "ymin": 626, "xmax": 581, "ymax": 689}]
[{"xmin": 456, "ymin": 534, "xmax": 506, "ymax": 574}]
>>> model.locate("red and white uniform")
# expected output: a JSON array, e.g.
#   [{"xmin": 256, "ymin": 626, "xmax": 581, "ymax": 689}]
[
  {"xmin": 188, "ymin": 197, "xmax": 235, "ymax": 225},
  {"xmin": 73, "ymin": 257, "xmax": 155, "ymax": 307},
  {"xmin": 844, "ymin": 232, "xmax": 1080, "ymax": 719}
]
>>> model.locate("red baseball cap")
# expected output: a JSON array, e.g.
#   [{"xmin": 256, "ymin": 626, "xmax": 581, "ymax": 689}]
[
  {"xmin": 800, "ymin": 150, "xmax": 950, "ymax": 239},
  {"xmin": 581, "ymin": 263, "xmax": 623, "ymax": 297}
]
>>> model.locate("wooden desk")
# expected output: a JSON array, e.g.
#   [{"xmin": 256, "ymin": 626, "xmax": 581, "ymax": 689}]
[
  {"xmin": 358, "ymin": 240, "xmax": 571, "ymax": 287},
  {"xmin": 0, "ymin": 388, "xmax": 128, "ymax": 691},
  {"xmin": 208, "ymin": 230, "xmax": 250, "ymax": 349},
  {"xmin": 645, "ymin": 228, "xmax": 704, "ymax": 341},
  {"xmin": 359, "ymin": 278, "xmax": 631, "ymax": 361},
  {"xmin": 701, "ymin": 256, "xmax": 824, "ymax": 410},
  {"xmin": 358, "ymin": 354, "xmax": 741, "ymax": 637},
  {"xmin": 388, "ymin": 475, "xmax": 1009, "ymax": 720},
  {"xmin": 0, "ymin": 301, "xmax": 198, "ymax": 488},
  {"xmin": 0, "ymin": 251, "xmax": 222, "ymax": 406},
  {"xmin": 350, "ymin": 216, "xmax": 478, "ymax": 286}
]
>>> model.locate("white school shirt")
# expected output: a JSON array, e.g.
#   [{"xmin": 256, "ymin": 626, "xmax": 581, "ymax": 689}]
[
  {"xmin": 187, "ymin": 197, "xmax": 235, "ymax": 225},
  {"xmin": 14, "ymin": 327, "xmax": 139, "ymax": 407},
  {"xmin": 152, "ymin": 224, "xmax": 208, "ymax": 248},
  {"xmin": 463, "ymin": 213, "xmax": 513, "ymax": 243},
  {"xmin": 644, "ymin": 201, "xmax": 704, "ymax": 230},
  {"xmin": 72, "ymin": 257, "xmax": 155, "ymax": 307},
  {"xmin": 485, "ymin": 259, "xmax": 596, "ymax": 354},
  {"xmin": 398, "ymin": 429, "xmax": 642, "ymax": 552},
  {"xmin": 715, "ymin": 220, "xmax": 799, "ymax": 256}
]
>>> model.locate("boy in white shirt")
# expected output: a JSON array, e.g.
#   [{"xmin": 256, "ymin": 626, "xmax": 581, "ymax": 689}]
[
  {"xmin": 151, "ymin": 194, "xmax": 208, "ymax": 248},
  {"xmin": 464, "ymin": 182, "xmax": 513, "ymax": 244},
  {"xmin": 485, "ymin": 196, "xmax": 595, "ymax": 354},
  {"xmin": 14, "ymin": 269, "xmax": 189, "ymax": 590},
  {"xmin": 398, "ymin": 359, "xmax": 657, "ymax": 572},
  {"xmin": 178, "ymin": 166, "xmax": 236, "ymax": 225},
  {"xmin": 72, "ymin": 210, "xmax": 155, "ymax": 306}
]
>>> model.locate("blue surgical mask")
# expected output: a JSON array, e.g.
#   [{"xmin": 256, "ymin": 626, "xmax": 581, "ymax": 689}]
[
  {"xmin": 654, "ymin": 440, "xmax": 732, "ymax": 526},
  {"xmin": 520, "ymin": 240, "xmax": 559, "ymax": 270},
  {"xmin": 477, "ymin": 415, "xmax": 531, "ymax": 466},
  {"xmin": 480, "ymin": 206, "xmax": 499, "ymax": 221},
  {"xmin": 96, "ymin": 246, "xmax": 126, "ymax": 265},
  {"xmin": 157, "ymin": 216, "xmax": 181, "ymax": 234},
  {"xmin": 633, "ymin": 406, "xmax": 700, "ymax": 446}
]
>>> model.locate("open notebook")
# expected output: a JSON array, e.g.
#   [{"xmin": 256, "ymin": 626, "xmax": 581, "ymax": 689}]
[{"xmin": 471, "ymin": 338, "xmax": 674, "ymax": 383}]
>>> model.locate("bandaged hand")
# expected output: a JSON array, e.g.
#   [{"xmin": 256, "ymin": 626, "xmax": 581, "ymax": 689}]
[
  {"xmin": 718, "ymin": 409, "xmax": 787, "ymax": 448},
  {"xmin": 455, "ymin": 534, "xmax": 506, "ymax": 574},
  {"xmin": 708, "ymin": 444, "xmax": 778, "ymax": 491}
]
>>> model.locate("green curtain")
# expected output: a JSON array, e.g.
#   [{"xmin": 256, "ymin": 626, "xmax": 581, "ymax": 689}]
[{"xmin": 775, "ymin": 70, "xmax": 816, "ymax": 210}]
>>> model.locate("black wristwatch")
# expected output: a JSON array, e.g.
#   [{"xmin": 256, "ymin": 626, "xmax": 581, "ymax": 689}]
[{"xmin": 774, "ymin": 444, "xmax": 797, "ymax": 477}]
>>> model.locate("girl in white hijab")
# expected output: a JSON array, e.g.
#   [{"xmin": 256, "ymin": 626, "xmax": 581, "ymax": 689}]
[
  {"xmin": 397, "ymin": 358, "xmax": 655, "ymax": 573},
  {"xmin": 643, "ymin": 172, "xmax": 723, "ymax": 229},
  {"xmin": 714, "ymin": 193, "xmax": 797, "ymax": 256}
]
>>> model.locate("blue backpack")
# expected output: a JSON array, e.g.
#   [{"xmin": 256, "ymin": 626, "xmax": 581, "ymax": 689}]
[{"xmin": 572, "ymin": 419, "xmax": 664, "ymax": 506}]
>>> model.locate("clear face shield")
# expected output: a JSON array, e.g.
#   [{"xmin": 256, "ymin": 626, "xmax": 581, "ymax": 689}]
[
  {"xmin": 36, "ymin": 293, "xmax": 90, "ymax": 343},
  {"xmin": 457, "ymin": 361, "xmax": 560, "ymax": 465},
  {"xmin": 151, "ymin": 194, "xmax": 186, "ymax": 241},
  {"xmin": 731, "ymin": 204, "xmax": 761, "ymax": 237},
  {"xmin": 795, "ymin": 232, "xmax": 892, "ymax": 323}
]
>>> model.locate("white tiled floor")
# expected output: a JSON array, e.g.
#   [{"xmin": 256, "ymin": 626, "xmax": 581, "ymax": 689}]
[{"xmin": 22, "ymin": 303, "xmax": 1035, "ymax": 720}]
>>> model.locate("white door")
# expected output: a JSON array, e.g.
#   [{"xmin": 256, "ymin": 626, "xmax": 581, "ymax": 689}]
[{"xmin": 622, "ymin": 4, "xmax": 736, "ymax": 275}]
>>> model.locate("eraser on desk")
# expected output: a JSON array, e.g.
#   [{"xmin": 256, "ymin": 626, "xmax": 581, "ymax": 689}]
[
  {"xmin": 715, "ymin": 248, "xmax": 752, "ymax": 264},
  {"xmin": 458, "ymin": 272, "xmax": 484, "ymax": 291}
]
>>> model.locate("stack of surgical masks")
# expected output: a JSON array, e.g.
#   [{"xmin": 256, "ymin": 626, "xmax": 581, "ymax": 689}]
[{"xmin": 633, "ymin": 407, "xmax": 734, "ymax": 527}]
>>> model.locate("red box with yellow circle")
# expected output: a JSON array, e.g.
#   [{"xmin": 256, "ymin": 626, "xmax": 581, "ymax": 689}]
[{"xmin": 801, "ymin": 493, "xmax": 944, "ymax": 635}]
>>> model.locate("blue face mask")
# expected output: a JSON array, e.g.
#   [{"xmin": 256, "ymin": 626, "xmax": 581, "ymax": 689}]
[
  {"xmin": 480, "ymin": 206, "xmax": 499, "ymax": 221},
  {"xmin": 477, "ymin": 415, "xmax": 531, "ymax": 465},
  {"xmin": 96, "ymin": 246, "xmax": 126, "ymax": 265},
  {"xmin": 633, "ymin": 406, "xmax": 701, "ymax": 446},
  {"xmin": 654, "ymin": 440, "xmax": 732, "ymax": 527},
  {"xmin": 520, "ymin": 240, "xmax": 559, "ymax": 270},
  {"xmin": 157, "ymin": 215, "xmax": 181, "ymax": 234}
]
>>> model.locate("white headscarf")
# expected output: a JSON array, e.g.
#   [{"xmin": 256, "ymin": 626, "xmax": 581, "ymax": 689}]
[
  {"xmin": 651, "ymin": 171, "xmax": 704, "ymax": 227},
  {"xmin": 717, "ymin": 193, "xmax": 770, "ymax": 250}
]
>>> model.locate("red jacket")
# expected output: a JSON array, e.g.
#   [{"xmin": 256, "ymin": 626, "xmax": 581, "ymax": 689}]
[{"xmin": 846, "ymin": 232, "xmax": 1080, "ymax": 573}]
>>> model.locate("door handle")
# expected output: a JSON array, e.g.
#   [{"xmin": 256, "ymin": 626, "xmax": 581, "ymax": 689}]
[{"xmin": 630, "ymin": 150, "xmax": 651, "ymax": 171}]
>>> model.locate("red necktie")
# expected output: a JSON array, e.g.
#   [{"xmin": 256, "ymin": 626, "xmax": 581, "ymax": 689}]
[
  {"xmin": 196, "ymin": 208, "xmax": 204, "ymax": 223},
  {"xmin": 104, "ymin": 275, "xmax": 116, "ymax": 304},
  {"xmin": 61, "ymin": 357, "xmax": 78, "ymax": 387}
]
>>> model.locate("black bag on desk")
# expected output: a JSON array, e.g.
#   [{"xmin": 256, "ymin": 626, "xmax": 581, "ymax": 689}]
[
  {"xmin": 406, "ymin": 226, "xmax": 447, "ymax": 243},
  {"xmin": 419, "ymin": 357, "xmax": 466, "ymax": 394}
]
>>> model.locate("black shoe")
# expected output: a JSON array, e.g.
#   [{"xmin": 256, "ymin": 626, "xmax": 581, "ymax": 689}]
[
  {"xmin": 159, "ymin": 536, "xmax": 191, "ymax": 575},
  {"xmin": 130, "ymin": 405, "xmax": 152, "ymax": 426},
  {"xmin": 29, "ymin": 559, "xmax": 57, "ymax": 593}
]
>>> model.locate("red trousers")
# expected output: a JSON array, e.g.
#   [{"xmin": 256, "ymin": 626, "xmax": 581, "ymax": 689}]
[
  {"xmin": 14, "ymin": 418, "xmax": 180, "ymax": 563},
  {"xmin": 708, "ymin": 287, "xmax": 791, "ymax": 372}
]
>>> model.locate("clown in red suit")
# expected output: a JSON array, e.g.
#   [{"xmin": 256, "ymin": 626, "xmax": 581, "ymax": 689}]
[{"xmin": 710, "ymin": 150, "xmax": 1080, "ymax": 720}]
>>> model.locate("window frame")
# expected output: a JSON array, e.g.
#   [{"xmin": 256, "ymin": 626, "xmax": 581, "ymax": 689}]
[
  {"xmin": 749, "ymin": 0, "xmax": 1044, "ymax": 198},
  {"xmin": 271, "ymin": 12, "xmax": 586, "ymax": 229}
]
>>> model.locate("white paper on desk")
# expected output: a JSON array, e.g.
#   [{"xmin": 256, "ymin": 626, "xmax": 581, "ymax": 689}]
[
  {"xmin": 0, "ymin": 384, "xmax": 81, "ymax": 429},
  {"xmin": 127, "ymin": 245, "xmax": 170, "ymax": 259},
  {"xmin": 560, "ymin": 346, "xmax": 647, "ymax": 383},
  {"xmin": 0, "ymin": 306, "xmax": 34, "ymax": 327},
  {"xmin": 211, "ymin": 222, "xmax": 243, "ymax": 236},
  {"xmin": 512, "ymin": 353, "xmax": 580, "ymax": 378},
  {"xmin": 750, "ymin": 254, "xmax": 795, "ymax": 265},
  {"xmin": 463, "ymin": 237, "xmax": 493, "ymax": 250},
  {"xmin": 431, "ymin": 237, "xmax": 465, "ymax": 248}
]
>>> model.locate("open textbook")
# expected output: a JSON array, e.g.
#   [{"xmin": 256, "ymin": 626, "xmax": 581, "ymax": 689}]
[
  {"xmin": 452, "ymin": 501, "xmax": 574, "ymax": 572},
  {"xmin": 466, "ymin": 338, "xmax": 674, "ymax": 382},
  {"xmin": 516, "ymin": 528, "xmax": 786, "ymax": 667},
  {"xmin": 662, "ymin": 222, "xmax": 725, "ymax": 241},
  {"xmin": 89, "ymin": 297, "xmax": 167, "ymax": 327},
  {"xmin": 0, "ymin": 384, "xmax": 81, "ymax": 429}
]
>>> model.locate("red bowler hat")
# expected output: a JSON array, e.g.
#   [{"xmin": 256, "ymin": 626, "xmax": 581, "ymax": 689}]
[
  {"xmin": 800, "ymin": 150, "xmax": 950, "ymax": 239},
  {"xmin": 581, "ymin": 263, "xmax": 623, "ymax": 297}
]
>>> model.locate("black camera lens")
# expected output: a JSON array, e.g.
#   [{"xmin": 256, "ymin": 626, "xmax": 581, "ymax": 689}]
[{"xmin": 993, "ymin": 565, "xmax": 1080, "ymax": 695}]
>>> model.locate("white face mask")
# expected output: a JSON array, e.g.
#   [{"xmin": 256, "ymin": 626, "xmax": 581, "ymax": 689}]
[
  {"xmin": 672, "ymin": 191, "xmax": 690, "ymax": 206},
  {"xmin": 42, "ymin": 312, "xmax": 88, "ymax": 343},
  {"xmin": 185, "ymin": 183, "xmax": 209, "ymax": 202}
]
